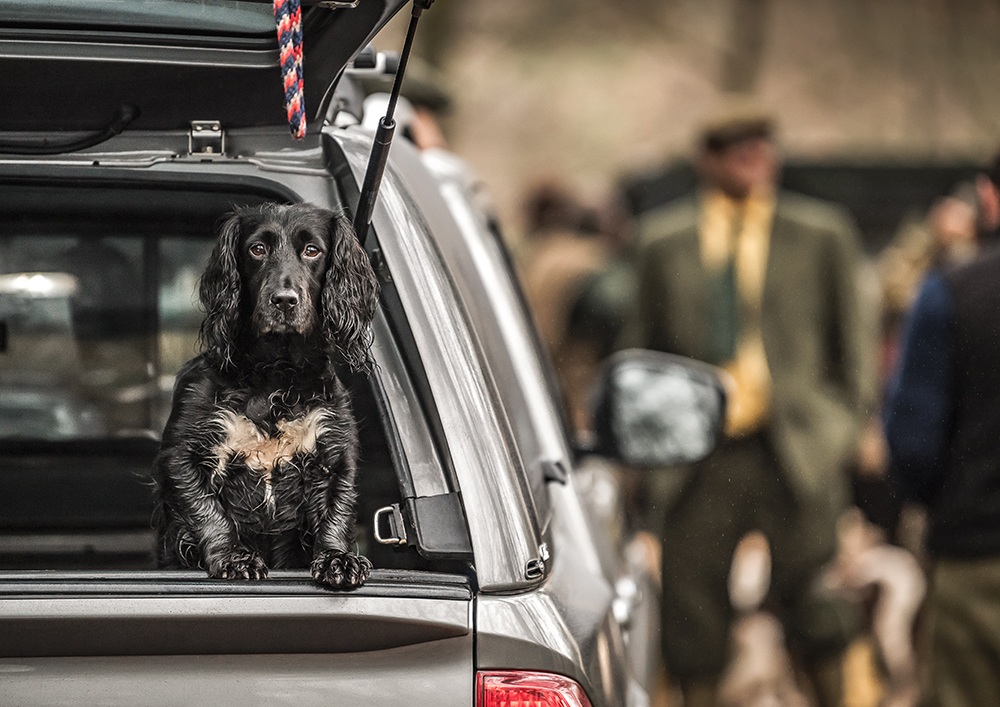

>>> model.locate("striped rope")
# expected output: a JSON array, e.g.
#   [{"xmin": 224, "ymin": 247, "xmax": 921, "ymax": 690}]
[{"xmin": 274, "ymin": 0, "xmax": 306, "ymax": 139}]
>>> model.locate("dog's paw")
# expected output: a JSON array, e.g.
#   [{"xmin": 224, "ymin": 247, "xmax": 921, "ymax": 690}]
[
  {"xmin": 311, "ymin": 549, "xmax": 372, "ymax": 589},
  {"xmin": 208, "ymin": 548, "xmax": 269, "ymax": 580}
]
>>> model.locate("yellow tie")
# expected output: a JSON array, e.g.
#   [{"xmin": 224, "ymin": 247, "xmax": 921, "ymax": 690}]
[{"xmin": 698, "ymin": 190, "xmax": 775, "ymax": 438}]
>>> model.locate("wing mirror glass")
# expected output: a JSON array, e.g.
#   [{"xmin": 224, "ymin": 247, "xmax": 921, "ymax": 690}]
[{"xmin": 591, "ymin": 350, "xmax": 727, "ymax": 468}]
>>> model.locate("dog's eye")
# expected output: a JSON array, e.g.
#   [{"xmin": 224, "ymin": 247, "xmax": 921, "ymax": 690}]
[
  {"xmin": 303, "ymin": 244, "xmax": 322, "ymax": 259},
  {"xmin": 249, "ymin": 243, "xmax": 267, "ymax": 258}
]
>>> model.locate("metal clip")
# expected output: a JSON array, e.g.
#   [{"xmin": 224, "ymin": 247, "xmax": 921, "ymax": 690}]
[
  {"xmin": 374, "ymin": 504, "xmax": 408, "ymax": 545},
  {"xmin": 525, "ymin": 557, "xmax": 545, "ymax": 580}
]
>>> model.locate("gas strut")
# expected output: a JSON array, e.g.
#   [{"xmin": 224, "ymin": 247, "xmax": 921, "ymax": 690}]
[{"xmin": 353, "ymin": 0, "xmax": 434, "ymax": 241}]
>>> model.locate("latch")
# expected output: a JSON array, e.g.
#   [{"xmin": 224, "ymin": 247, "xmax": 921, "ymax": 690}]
[
  {"xmin": 525, "ymin": 543, "xmax": 550, "ymax": 580},
  {"xmin": 524, "ymin": 558, "xmax": 545, "ymax": 580},
  {"xmin": 373, "ymin": 504, "xmax": 408, "ymax": 546},
  {"xmin": 188, "ymin": 120, "xmax": 225, "ymax": 156}
]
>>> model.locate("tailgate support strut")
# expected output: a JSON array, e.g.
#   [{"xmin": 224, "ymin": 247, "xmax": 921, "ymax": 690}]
[{"xmin": 352, "ymin": 0, "xmax": 434, "ymax": 241}]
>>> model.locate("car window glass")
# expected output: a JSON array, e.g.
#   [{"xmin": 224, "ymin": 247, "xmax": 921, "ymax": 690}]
[{"xmin": 0, "ymin": 234, "xmax": 212, "ymax": 440}]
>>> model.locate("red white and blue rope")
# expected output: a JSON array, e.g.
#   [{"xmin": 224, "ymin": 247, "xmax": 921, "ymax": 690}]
[{"xmin": 274, "ymin": 0, "xmax": 306, "ymax": 139}]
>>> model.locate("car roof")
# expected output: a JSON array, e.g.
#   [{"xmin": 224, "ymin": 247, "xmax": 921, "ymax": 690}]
[{"xmin": 0, "ymin": 0, "xmax": 407, "ymax": 132}]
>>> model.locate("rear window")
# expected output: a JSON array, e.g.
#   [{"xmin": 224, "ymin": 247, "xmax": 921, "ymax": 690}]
[{"xmin": 0, "ymin": 182, "xmax": 458, "ymax": 575}]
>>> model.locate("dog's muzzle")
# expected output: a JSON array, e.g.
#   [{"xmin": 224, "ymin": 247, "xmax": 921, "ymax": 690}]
[{"xmin": 257, "ymin": 287, "xmax": 314, "ymax": 335}]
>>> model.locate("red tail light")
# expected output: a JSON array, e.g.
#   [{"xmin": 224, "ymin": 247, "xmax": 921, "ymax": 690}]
[{"xmin": 477, "ymin": 671, "xmax": 594, "ymax": 707}]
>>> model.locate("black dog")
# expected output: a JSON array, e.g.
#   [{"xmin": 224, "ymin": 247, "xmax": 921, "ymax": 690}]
[{"xmin": 152, "ymin": 203, "xmax": 378, "ymax": 588}]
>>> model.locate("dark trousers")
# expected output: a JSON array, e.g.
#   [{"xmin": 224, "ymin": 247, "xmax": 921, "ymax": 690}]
[
  {"xmin": 654, "ymin": 434, "xmax": 859, "ymax": 682},
  {"xmin": 925, "ymin": 557, "xmax": 1000, "ymax": 707}
]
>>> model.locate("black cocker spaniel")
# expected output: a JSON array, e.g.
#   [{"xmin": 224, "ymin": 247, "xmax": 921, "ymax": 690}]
[{"xmin": 152, "ymin": 203, "xmax": 379, "ymax": 588}]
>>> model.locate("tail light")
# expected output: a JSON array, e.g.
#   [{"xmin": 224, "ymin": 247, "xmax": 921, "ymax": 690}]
[{"xmin": 477, "ymin": 671, "xmax": 594, "ymax": 707}]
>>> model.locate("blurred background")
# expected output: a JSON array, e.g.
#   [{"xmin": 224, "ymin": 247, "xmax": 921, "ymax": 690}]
[
  {"xmin": 375, "ymin": 0, "xmax": 1000, "ymax": 247},
  {"xmin": 371, "ymin": 3, "xmax": 1000, "ymax": 706}
]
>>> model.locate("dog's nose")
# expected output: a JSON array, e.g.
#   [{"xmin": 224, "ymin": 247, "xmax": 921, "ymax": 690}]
[{"xmin": 270, "ymin": 289, "xmax": 299, "ymax": 310}]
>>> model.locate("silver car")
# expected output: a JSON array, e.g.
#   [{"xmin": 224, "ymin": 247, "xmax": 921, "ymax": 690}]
[{"xmin": 0, "ymin": 2, "xmax": 724, "ymax": 705}]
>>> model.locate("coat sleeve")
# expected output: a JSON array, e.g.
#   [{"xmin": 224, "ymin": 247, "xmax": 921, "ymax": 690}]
[
  {"xmin": 824, "ymin": 209, "xmax": 877, "ymax": 423},
  {"xmin": 883, "ymin": 272, "xmax": 955, "ymax": 500}
]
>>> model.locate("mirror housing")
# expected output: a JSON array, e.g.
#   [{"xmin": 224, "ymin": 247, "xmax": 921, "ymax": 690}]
[{"xmin": 590, "ymin": 349, "xmax": 726, "ymax": 468}]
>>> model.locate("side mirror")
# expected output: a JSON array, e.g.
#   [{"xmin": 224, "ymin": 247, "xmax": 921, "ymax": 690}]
[{"xmin": 590, "ymin": 349, "xmax": 726, "ymax": 467}]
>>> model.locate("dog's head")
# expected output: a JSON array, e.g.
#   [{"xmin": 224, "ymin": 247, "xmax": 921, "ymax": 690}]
[{"xmin": 199, "ymin": 203, "xmax": 378, "ymax": 372}]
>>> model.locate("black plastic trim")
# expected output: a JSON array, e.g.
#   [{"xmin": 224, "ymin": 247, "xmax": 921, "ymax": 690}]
[
  {"xmin": 323, "ymin": 133, "xmax": 477, "ymax": 569},
  {"xmin": 405, "ymin": 493, "xmax": 474, "ymax": 560},
  {"xmin": 0, "ymin": 27, "xmax": 277, "ymax": 47},
  {"xmin": 0, "ymin": 103, "xmax": 140, "ymax": 155}
]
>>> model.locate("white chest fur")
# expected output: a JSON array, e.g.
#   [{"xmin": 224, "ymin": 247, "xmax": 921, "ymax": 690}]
[{"xmin": 211, "ymin": 408, "xmax": 329, "ymax": 479}]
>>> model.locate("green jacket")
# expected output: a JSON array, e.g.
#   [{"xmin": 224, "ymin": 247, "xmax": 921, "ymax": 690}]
[{"xmin": 619, "ymin": 191, "xmax": 875, "ymax": 526}]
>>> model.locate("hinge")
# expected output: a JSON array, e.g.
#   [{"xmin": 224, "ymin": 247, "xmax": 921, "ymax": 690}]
[{"xmin": 187, "ymin": 120, "xmax": 225, "ymax": 156}]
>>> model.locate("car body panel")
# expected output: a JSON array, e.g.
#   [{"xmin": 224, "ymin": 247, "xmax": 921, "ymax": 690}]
[
  {"xmin": 0, "ymin": 645, "xmax": 473, "ymax": 707},
  {"xmin": 0, "ymin": 575, "xmax": 470, "ymax": 658}
]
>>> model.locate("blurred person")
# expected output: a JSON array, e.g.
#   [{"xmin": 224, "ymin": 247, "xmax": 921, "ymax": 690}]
[
  {"xmin": 358, "ymin": 54, "xmax": 453, "ymax": 152},
  {"xmin": 517, "ymin": 180, "xmax": 615, "ymax": 433},
  {"xmin": 566, "ymin": 187, "xmax": 640, "ymax": 363},
  {"xmin": 849, "ymin": 183, "xmax": 980, "ymax": 561},
  {"xmin": 928, "ymin": 188, "xmax": 979, "ymax": 265},
  {"xmin": 883, "ymin": 152, "xmax": 1000, "ymax": 707},
  {"xmin": 852, "ymin": 183, "xmax": 982, "ymax": 554},
  {"xmin": 618, "ymin": 106, "xmax": 873, "ymax": 707},
  {"xmin": 363, "ymin": 80, "xmax": 501, "ymax": 240},
  {"xmin": 878, "ymin": 183, "xmax": 980, "ymax": 369},
  {"xmin": 840, "ymin": 180, "xmax": 989, "ymax": 707}
]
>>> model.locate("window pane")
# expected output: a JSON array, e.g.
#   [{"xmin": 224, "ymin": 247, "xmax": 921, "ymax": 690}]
[
  {"xmin": 0, "ymin": 234, "xmax": 212, "ymax": 440},
  {"xmin": 155, "ymin": 238, "xmax": 214, "ymax": 431}
]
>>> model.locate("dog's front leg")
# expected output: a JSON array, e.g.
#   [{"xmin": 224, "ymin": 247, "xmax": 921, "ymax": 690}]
[
  {"xmin": 306, "ymin": 452, "xmax": 372, "ymax": 589},
  {"xmin": 154, "ymin": 362, "xmax": 269, "ymax": 580},
  {"xmin": 158, "ymin": 447, "xmax": 268, "ymax": 580}
]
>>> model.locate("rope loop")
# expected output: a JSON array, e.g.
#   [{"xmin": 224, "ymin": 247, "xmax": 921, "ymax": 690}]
[{"xmin": 274, "ymin": 0, "xmax": 306, "ymax": 139}]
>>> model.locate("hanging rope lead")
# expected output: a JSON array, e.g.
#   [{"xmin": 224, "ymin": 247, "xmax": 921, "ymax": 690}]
[{"xmin": 274, "ymin": 0, "xmax": 306, "ymax": 140}]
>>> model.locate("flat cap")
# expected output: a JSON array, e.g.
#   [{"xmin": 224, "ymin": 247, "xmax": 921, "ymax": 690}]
[{"xmin": 699, "ymin": 101, "xmax": 775, "ymax": 152}]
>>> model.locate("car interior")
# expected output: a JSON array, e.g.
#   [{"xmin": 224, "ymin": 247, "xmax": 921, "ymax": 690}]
[{"xmin": 0, "ymin": 179, "xmax": 455, "ymax": 576}]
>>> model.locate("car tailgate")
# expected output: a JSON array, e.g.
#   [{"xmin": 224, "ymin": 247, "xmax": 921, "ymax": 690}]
[{"xmin": 0, "ymin": 569, "xmax": 473, "ymax": 707}]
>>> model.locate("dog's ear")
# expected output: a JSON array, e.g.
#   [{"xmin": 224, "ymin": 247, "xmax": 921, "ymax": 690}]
[
  {"xmin": 321, "ymin": 212, "xmax": 379, "ymax": 372},
  {"xmin": 198, "ymin": 211, "xmax": 244, "ymax": 370}
]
